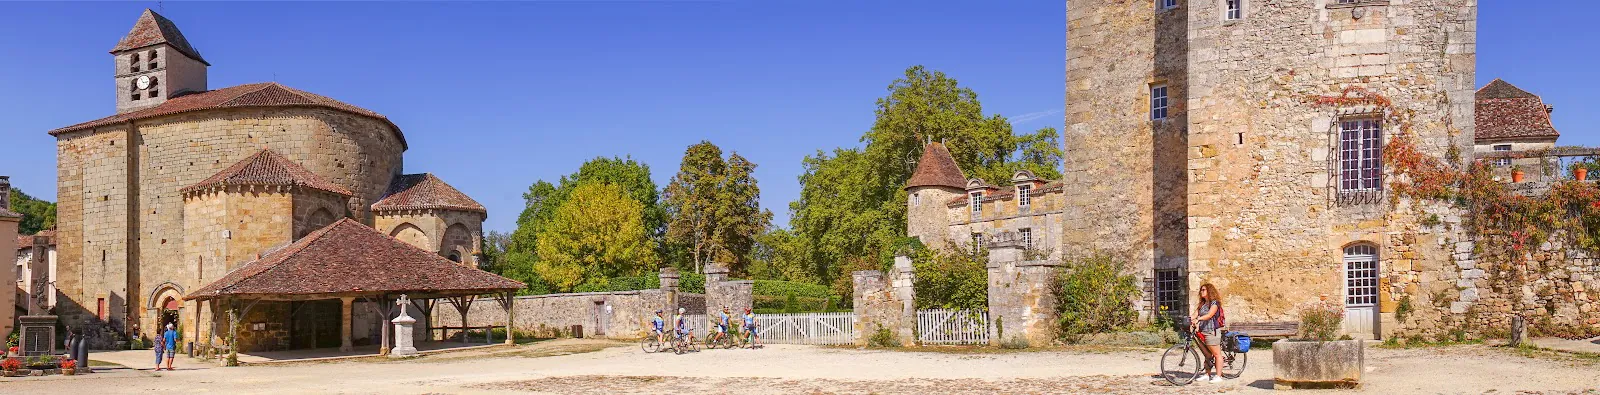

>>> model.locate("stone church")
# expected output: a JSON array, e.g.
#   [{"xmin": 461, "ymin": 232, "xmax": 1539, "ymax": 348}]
[{"xmin": 47, "ymin": 10, "xmax": 489, "ymax": 347}]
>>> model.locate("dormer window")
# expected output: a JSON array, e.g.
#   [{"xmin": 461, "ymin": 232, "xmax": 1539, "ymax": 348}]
[{"xmin": 1017, "ymin": 184, "xmax": 1032, "ymax": 212}]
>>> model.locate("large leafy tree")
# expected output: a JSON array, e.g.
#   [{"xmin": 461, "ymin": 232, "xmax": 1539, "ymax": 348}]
[
  {"xmin": 782, "ymin": 65, "xmax": 1063, "ymax": 292},
  {"xmin": 664, "ymin": 141, "xmax": 772, "ymax": 275},
  {"xmin": 503, "ymin": 157, "xmax": 663, "ymax": 293},
  {"xmin": 9, "ymin": 188, "xmax": 56, "ymax": 235},
  {"xmin": 534, "ymin": 183, "xmax": 659, "ymax": 292}
]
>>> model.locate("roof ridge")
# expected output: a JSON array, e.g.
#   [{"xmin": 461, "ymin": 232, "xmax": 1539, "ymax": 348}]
[{"xmin": 203, "ymin": 218, "xmax": 354, "ymax": 295}]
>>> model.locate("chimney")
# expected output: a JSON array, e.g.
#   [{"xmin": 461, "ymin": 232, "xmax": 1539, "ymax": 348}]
[{"xmin": 0, "ymin": 175, "xmax": 11, "ymax": 211}]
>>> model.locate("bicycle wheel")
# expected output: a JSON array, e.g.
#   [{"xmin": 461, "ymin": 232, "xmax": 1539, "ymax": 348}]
[
  {"xmin": 1221, "ymin": 350, "xmax": 1247, "ymax": 379},
  {"xmin": 641, "ymin": 337, "xmax": 660, "ymax": 353},
  {"xmin": 1160, "ymin": 344, "xmax": 1203, "ymax": 386}
]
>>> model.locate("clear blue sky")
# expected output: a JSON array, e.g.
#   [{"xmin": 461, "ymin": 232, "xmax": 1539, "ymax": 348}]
[{"xmin": 0, "ymin": 2, "xmax": 1592, "ymax": 234}]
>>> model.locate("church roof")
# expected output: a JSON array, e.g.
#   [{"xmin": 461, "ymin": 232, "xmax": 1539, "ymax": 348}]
[
  {"xmin": 187, "ymin": 218, "xmax": 524, "ymax": 300},
  {"xmin": 49, "ymin": 83, "xmax": 406, "ymax": 148},
  {"xmin": 372, "ymin": 174, "xmax": 486, "ymax": 214},
  {"xmin": 1475, "ymin": 79, "xmax": 1559, "ymax": 142},
  {"xmin": 111, "ymin": 9, "xmax": 209, "ymax": 66},
  {"xmin": 181, "ymin": 148, "xmax": 354, "ymax": 196},
  {"xmin": 905, "ymin": 142, "xmax": 968, "ymax": 190}
]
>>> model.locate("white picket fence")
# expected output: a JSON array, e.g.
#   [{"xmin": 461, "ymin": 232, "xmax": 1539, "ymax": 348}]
[
  {"xmin": 752, "ymin": 312, "xmax": 856, "ymax": 345},
  {"xmin": 916, "ymin": 309, "xmax": 990, "ymax": 345}
]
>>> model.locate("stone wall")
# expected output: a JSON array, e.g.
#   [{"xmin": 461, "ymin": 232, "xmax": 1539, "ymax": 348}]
[
  {"xmin": 374, "ymin": 208, "xmax": 485, "ymax": 267},
  {"xmin": 907, "ymin": 186, "xmax": 963, "ymax": 247},
  {"xmin": 433, "ymin": 290, "xmax": 675, "ymax": 339},
  {"xmin": 54, "ymin": 106, "xmax": 406, "ymax": 339},
  {"xmin": 943, "ymin": 185, "xmax": 1067, "ymax": 259},
  {"xmin": 851, "ymin": 256, "xmax": 915, "ymax": 345},
  {"xmin": 985, "ymin": 243, "xmax": 1062, "ymax": 346}
]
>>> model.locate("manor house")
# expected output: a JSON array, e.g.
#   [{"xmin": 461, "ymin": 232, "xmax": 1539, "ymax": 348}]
[{"xmin": 47, "ymin": 10, "xmax": 498, "ymax": 349}]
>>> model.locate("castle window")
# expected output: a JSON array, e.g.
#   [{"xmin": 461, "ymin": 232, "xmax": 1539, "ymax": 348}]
[
  {"xmin": 1493, "ymin": 144, "xmax": 1512, "ymax": 167},
  {"xmin": 912, "ymin": 192, "xmax": 920, "ymax": 206},
  {"xmin": 969, "ymin": 191, "xmax": 983, "ymax": 219},
  {"xmin": 1338, "ymin": 118, "xmax": 1383, "ymax": 191},
  {"xmin": 1150, "ymin": 85, "xmax": 1169, "ymax": 120},
  {"xmin": 971, "ymin": 232, "xmax": 984, "ymax": 250},
  {"xmin": 1154, "ymin": 268, "xmax": 1186, "ymax": 319},
  {"xmin": 1017, "ymin": 184, "xmax": 1032, "ymax": 212},
  {"xmin": 1161, "ymin": 0, "xmax": 1178, "ymax": 10},
  {"xmin": 1225, "ymin": 0, "xmax": 1243, "ymax": 20},
  {"xmin": 1019, "ymin": 228, "xmax": 1034, "ymax": 249}
]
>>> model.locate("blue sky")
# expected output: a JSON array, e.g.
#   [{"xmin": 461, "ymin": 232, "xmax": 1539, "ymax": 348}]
[{"xmin": 0, "ymin": 1, "xmax": 1591, "ymax": 234}]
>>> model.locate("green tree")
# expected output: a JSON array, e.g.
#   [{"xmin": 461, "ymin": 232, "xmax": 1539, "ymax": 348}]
[
  {"xmin": 9, "ymin": 188, "xmax": 57, "ymax": 235},
  {"xmin": 783, "ymin": 65, "xmax": 1063, "ymax": 294},
  {"xmin": 503, "ymin": 157, "xmax": 664, "ymax": 293},
  {"xmin": 910, "ymin": 242, "xmax": 988, "ymax": 310},
  {"xmin": 663, "ymin": 142, "xmax": 772, "ymax": 275},
  {"xmin": 534, "ymin": 183, "xmax": 659, "ymax": 292}
]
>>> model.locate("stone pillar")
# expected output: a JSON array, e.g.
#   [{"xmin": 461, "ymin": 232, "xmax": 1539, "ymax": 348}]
[
  {"xmin": 339, "ymin": 297, "xmax": 354, "ymax": 352},
  {"xmin": 852, "ymin": 268, "xmax": 914, "ymax": 346},
  {"xmin": 390, "ymin": 295, "xmax": 418, "ymax": 358},
  {"xmin": 660, "ymin": 267, "xmax": 680, "ymax": 314},
  {"xmin": 891, "ymin": 254, "xmax": 917, "ymax": 343},
  {"xmin": 705, "ymin": 263, "xmax": 729, "ymax": 284},
  {"xmin": 986, "ymin": 233, "xmax": 1062, "ymax": 347},
  {"xmin": 703, "ymin": 262, "xmax": 753, "ymax": 316}
]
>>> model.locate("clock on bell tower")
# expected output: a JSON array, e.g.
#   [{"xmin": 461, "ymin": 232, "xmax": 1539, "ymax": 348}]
[{"xmin": 112, "ymin": 9, "xmax": 210, "ymax": 114}]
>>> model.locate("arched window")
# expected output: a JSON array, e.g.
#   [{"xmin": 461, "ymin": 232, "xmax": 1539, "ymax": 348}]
[
  {"xmin": 148, "ymin": 76, "xmax": 160, "ymax": 98},
  {"xmin": 448, "ymin": 252, "xmax": 462, "ymax": 263},
  {"xmin": 147, "ymin": 50, "xmax": 159, "ymax": 69},
  {"xmin": 130, "ymin": 53, "xmax": 141, "ymax": 72}
]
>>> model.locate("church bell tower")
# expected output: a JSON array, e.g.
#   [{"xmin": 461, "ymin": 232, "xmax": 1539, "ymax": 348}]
[{"xmin": 112, "ymin": 9, "xmax": 209, "ymax": 114}]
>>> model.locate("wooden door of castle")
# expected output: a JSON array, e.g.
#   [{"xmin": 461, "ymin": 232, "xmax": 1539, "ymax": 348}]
[{"xmin": 1343, "ymin": 245, "xmax": 1379, "ymax": 339}]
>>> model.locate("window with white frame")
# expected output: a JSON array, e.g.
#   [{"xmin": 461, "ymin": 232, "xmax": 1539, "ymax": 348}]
[
  {"xmin": 1161, "ymin": 0, "xmax": 1178, "ymax": 10},
  {"xmin": 969, "ymin": 191, "xmax": 983, "ymax": 219},
  {"xmin": 1225, "ymin": 0, "xmax": 1243, "ymax": 20},
  {"xmin": 1019, "ymin": 228, "xmax": 1034, "ymax": 249},
  {"xmin": 971, "ymin": 232, "xmax": 984, "ymax": 250},
  {"xmin": 1155, "ymin": 268, "xmax": 1186, "ymax": 319},
  {"xmin": 1017, "ymin": 184, "xmax": 1032, "ymax": 212},
  {"xmin": 1150, "ymin": 85, "xmax": 1169, "ymax": 120},
  {"xmin": 1493, "ymin": 144, "xmax": 1512, "ymax": 167},
  {"xmin": 911, "ymin": 192, "xmax": 920, "ymax": 206},
  {"xmin": 1339, "ymin": 118, "xmax": 1383, "ymax": 191}
]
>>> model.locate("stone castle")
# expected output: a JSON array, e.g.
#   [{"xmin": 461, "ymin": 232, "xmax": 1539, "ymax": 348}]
[
  {"xmin": 47, "ymin": 10, "xmax": 488, "ymax": 346},
  {"xmin": 911, "ymin": 0, "xmax": 1594, "ymax": 341}
]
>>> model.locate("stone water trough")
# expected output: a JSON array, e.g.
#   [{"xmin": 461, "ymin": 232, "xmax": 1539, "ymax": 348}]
[{"xmin": 1272, "ymin": 339, "xmax": 1363, "ymax": 389}]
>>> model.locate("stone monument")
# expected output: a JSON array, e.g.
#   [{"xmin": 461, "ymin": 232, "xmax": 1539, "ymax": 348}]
[
  {"xmin": 390, "ymin": 295, "xmax": 419, "ymax": 358},
  {"xmin": 6, "ymin": 176, "xmax": 59, "ymax": 357}
]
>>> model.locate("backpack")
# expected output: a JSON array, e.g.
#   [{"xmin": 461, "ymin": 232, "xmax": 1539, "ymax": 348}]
[{"xmin": 1215, "ymin": 302, "xmax": 1226, "ymax": 329}]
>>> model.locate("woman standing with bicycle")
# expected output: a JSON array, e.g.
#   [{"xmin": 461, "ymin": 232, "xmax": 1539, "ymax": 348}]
[{"xmin": 1191, "ymin": 283, "xmax": 1226, "ymax": 384}]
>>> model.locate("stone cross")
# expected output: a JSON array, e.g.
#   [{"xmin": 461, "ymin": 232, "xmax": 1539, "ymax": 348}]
[{"xmin": 389, "ymin": 294, "xmax": 418, "ymax": 358}]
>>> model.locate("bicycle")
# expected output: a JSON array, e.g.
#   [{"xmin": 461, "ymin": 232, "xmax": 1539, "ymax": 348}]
[
  {"xmin": 671, "ymin": 330, "xmax": 700, "ymax": 354},
  {"xmin": 641, "ymin": 331, "xmax": 668, "ymax": 353},
  {"xmin": 706, "ymin": 326, "xmax": 739, "ymax": 349},
  {"xmin": 1160, "ymin": 324, "xmax": 1247, "ymax": 386},
  {"xmin": 739, "ymin": 324, "xmax": 762, "ymax": 349}
]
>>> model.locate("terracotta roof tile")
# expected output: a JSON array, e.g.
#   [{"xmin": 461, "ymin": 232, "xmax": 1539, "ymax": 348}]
[
  {"xmin": 372, "ymin": 174, "xmax": 486, "ymax": 214},
  {"xmin": 905, "ymin": 142, "xmax": 967, "ymax": 190},
  {"xmin": 1475, "ymin": 80, "xmax": 1558, "ymax": 142},
  {"xmin": 187, "ymin": 218, "xmax": 523, "ymax": 300},
  {"xmin": 181, "ymin": 148, "xmax": 354, "ymax": 196},
  {"xmin": 111, "ymin": 9, "xmax": 209, "ymax": 65},
  {"xmin": 48, "ymin": 82, "xmax": 406, "ymax": 149},
  {"xmin": 16, "ymin": 230, "xmax": 55, "ymax": 250}
]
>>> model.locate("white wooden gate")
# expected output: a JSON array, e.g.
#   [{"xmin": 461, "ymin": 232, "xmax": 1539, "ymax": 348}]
[
  {"xmin": 1343, "ymin": 245, "xmax": 1379, "ymax": 339},
  {"xmin": 752, "ymin": 313, "xmax": 856, "ymax": 345},
  {"xmin": 916, "ymin": 309, "xmax": 990, "ymax": 345}
]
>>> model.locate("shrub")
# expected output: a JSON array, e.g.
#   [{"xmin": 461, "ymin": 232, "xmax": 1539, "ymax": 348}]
[
  {"xmin": 1, "ymin": 357, "xmax": 19, "ymax": 371},
  {"xmin": 1297, "ymin": 301, "xmax": 1344, "ymax": 341},
  {"xmin": 1053, "ymin": 254, "xmax": 1140, "ymax": 343},
  {"xmin": 868, "ymin": 325, "xmax": 900, "ymax": 348},
  {"xmin": 911, "ymin": 247, "xmax": 988, "ymax": 310},
  {"xmin": 1395, "ymin": 295, "xmax": 1414, "ymax": 322},
  {"xmin": 999, "ymin": 336, "xmax": 1030, "ymax": 349}
]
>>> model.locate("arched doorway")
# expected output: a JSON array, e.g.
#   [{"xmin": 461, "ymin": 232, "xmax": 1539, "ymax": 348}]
[{"xmin": 160, "ymin": 297, "xmax": 181, "ymax": 332}]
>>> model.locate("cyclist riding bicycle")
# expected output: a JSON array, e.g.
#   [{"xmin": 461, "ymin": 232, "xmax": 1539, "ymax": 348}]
[
  {"xmin": 711, "ymin": 306, "xmax": 732, "ymax": 344},
  {"xmin": 742, "ymin": 307, "xmax": 759, "ymax": 347},
  {"xmin": 651, "ymin": 309, "xmax": 667, "ymax": 345},
  {"xmin": 1191, "ymin": 283, "xmax": 1227, "ymax": 384},
  {"xmin": 674, "ymin": 307, "xmax": 695, "ymax": 344}
]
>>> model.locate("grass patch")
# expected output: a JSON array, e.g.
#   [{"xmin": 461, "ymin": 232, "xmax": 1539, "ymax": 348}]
[
  {"xmin": 1375, "ymin": 336, "xmax": 1484, "ymax": 349},
  {"xmin": 1509, "ymin": 343, "xmax": 1600, "ymax": 365},
  {"xmin": 87, "ymin": 360, "xmax": 127, "ymax": 369}
]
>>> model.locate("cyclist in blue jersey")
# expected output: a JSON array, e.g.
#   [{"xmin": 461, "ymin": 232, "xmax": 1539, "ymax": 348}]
[
  {"xmin": 674, "ymin": 307, "xmax": 695, "ymax": 344},
  {"xmin": 651, "ymin": 309, "xmax": 667, "ymax": 345},
  {"xmin": 742, "ymin": 307, "xmax": 759, "ymax": 348},
  {"xmin": 710, "ymin": 306, "xmax": 732, "ymax": 344}
]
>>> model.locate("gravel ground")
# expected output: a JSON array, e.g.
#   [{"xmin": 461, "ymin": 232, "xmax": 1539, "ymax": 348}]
[{"xmin": 4, "ymin": 339, "xmax": 1597, "ymax": 394}]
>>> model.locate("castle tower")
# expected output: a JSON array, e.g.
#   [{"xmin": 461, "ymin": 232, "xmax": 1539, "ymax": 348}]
[
  {"xmin": 904, "ymin": 142, "xmax": 966, "ymax": 248},
  {"xmin": 112, "ymin": 9, "xmax": 209, "ymax": 114}
]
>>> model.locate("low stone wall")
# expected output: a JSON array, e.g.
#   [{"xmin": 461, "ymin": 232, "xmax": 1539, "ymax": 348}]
[
  {"xmin": 434, "ymin": 291, "xmax": 709, "ymax": 339},
  {"xmin": 986, "ymin": 258, "xmax": 1061, "ymax": 346},
  {"xmin": 852, "ymin": 256, "xmax": 915, "ymax": 346}
]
